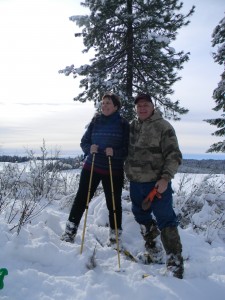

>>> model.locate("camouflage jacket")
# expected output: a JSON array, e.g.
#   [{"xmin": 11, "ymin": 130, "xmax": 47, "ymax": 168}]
[{"xmin": 124, "ymin": 110, "xmax": 182, "ymax": 182}]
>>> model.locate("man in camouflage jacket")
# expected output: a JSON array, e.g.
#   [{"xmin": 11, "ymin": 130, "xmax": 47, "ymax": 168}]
[{"xmin": 124, "ymin": 93, "xmax": 184, "ymax": 279}]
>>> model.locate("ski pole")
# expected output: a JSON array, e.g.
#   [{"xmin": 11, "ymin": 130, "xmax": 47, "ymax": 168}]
[
  {"xmin": 80, "ymin": 153, "xmax": 95, "ymax": 254},
  {"xmin": 108, "ymin": 156, "xmax": 121, "ymax": 269}
]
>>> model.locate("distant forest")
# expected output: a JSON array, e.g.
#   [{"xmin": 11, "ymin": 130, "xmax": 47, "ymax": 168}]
[
  {"xmin": 178, "ymin": 159, "xmax": 225, "ymax": 174},
  {"xmin": 0, "ymin": 155, "xmax": 84, "ymax": 170},
  {"xmin": 0, "ymin": 155, "xmax": 224, "ymax": 174}
]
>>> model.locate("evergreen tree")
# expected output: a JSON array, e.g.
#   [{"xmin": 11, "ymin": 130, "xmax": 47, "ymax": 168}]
[
  {"xmin": 204, "ymin": 14, "xmax": 225, "ymax": 153},
  {"xmin": 60, "ymin": 0, "xmax": 194, "ymax": 121}
]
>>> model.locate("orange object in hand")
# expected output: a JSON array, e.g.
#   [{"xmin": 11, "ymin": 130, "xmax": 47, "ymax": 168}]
[{"xmin": 141, "ymin": 187, "xmax": 161, "ymax": 210}]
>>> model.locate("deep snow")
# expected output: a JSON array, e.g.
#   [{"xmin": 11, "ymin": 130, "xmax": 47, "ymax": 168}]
[{"xmin": 0, "ymin": 172, "xmax": 225, "ymax": 300}]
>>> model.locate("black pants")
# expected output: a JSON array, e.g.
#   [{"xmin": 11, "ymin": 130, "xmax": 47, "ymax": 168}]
[{"xmin": 68, "ymin": 168, "xmax": 123, "ymax": 230}]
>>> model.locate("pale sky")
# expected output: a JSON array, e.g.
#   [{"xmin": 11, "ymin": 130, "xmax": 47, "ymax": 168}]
[{"xmin": 0, "ymin": 0, "xmax": 225, "ymax": 158}]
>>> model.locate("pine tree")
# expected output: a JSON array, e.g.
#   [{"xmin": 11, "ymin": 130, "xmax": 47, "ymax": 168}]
[
  {"xmin": 59, "ymin": 0, "xmax": 194, "ymax": 121},
  {"xmin": 204, "ymin": 14, "xmax": 225, "ymax": 153}
]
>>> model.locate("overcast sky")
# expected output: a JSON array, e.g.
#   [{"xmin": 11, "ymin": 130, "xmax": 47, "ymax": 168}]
[{"xmin": 0, "ymin": 0, "xmax": 225, "ymax": 158}]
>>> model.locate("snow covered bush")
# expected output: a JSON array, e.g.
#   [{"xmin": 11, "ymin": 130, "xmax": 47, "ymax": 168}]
[
  {"xmin": 0, "ymin": 145, "xmax": 80, "ymax": 234},
  {"xmin": 173, "ymin": 173, "xmax": 225, "ymax": 243},
  {"xmin": 0, "ymin": 162, "xmax": 25, "ymax": 214}
]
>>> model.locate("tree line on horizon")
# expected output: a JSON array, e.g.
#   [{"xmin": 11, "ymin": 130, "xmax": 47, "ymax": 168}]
[
  {"xmin": 0, "ymin": 155, "xmax": 84, "ymax": 169},
  {"xmin": 1, "ymin": 154, "xmax": 224, "ymax": 174}
]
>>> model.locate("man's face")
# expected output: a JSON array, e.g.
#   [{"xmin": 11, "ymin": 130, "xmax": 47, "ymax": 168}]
[{"xmin": 136, "ymin": 99, "xmax": 154, "ymax": 121}]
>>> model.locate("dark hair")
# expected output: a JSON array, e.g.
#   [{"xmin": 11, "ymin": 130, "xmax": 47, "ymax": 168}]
[
  {"xmin": 102, "ymin": 92, "xmax": 121, "ymax": 110},
  {"xmin": 134, "ymin": 93, "xmax": 152, "ymax": 104}
]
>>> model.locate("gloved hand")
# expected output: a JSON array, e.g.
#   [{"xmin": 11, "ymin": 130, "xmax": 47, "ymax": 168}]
[{"xmin": 142, "ymin": 187, "xmax": 161, "ymax": 210}]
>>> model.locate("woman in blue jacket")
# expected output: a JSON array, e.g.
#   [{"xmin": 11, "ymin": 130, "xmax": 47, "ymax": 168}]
[{"xmin": 61, "ymin": 92, "xmax": 129, "ymax": 244}]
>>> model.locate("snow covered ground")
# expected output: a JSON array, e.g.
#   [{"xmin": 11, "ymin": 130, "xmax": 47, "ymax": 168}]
[{"xmin": 0, "ymin": 171, "xmax": 225, "ymax": 300}]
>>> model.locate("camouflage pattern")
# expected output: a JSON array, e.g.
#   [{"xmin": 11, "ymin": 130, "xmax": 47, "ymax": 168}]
[
  {"xmin": 124, "ymin": 110, "xmax": 182, "ymax": 182},
  {"xmin": 140, "ymin": 221, "xmax": 164, "ymax": 264},
  {"xmin": 161, "ymin": 226, "xmax": 184, "ymax": 279}
]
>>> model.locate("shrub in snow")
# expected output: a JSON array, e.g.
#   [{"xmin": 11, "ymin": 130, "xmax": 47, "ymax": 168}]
[
  {"xmin": 0, "ymin": 144, "xmax": 80, "ymax": 234},
  {"xmin": 174, "ymin": 174, "xmax": 225, "ymax": 243}
]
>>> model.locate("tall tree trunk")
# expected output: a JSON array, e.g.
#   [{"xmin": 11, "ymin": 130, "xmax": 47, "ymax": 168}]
[{"xmin": 126, "ymin": 0, "xmax": 133, "ymax": 100}]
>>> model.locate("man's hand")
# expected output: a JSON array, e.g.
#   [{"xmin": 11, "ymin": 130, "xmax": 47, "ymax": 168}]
[
  {"xmin": 105, "ymin": 147, "xmax": 113, "ymax": 157},
  {"xmin": 90, "ymin": 144, "xmax": 98, "ymax": 154},
  {"xmin": 155, "ymin": 178, "xmax": 168, "ymax": 194}
]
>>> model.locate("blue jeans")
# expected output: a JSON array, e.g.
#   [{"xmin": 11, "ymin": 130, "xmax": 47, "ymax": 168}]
[{"xmin": 130, "ymin": 181, "xmax": 178, "ymax": 230}]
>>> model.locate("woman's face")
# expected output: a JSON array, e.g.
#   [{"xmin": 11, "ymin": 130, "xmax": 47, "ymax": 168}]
[{"xmin": 101, "ymin": 97, "xmax": 118, "ymax": 116}]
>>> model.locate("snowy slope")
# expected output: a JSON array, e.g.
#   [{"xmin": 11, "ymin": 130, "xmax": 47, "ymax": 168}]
[{"xmin": 0, "ymin": 174, "xmax": 225, "ymax": 300}]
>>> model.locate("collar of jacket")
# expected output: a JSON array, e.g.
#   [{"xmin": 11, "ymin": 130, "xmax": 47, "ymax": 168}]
[{"xmin": 100, "ymin": 111, "xmax": 120, "ymax": 122}]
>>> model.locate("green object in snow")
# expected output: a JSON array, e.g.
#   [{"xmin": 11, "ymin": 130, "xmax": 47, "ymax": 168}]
[{"xmin": 0, "ymin": 268, "xmax": 8, "ymax": 289}]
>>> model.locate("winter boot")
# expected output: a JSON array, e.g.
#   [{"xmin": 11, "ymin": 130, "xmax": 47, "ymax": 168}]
[
  {"xmin": 108, "ymin": 228, "xmax": 122, "ymax": 248},
  {"xmin": 161, "ymin": 226, "xmax": 184, "ymax": 279},
  {"xmin": 61, "ymin": 221, "xmax": 78, "ymax": 243},
  {"xmin": 140, "ymin": 220, "xmax": 164, "ymax": 264}
]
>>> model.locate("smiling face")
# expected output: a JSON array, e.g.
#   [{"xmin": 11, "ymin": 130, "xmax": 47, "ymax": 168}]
[
  {"xmin": 135, "ymin": 98, "xmax": 154, "ymax": 121},
  {"xmin": 101, "ymin": 97, "xmax": 118, "ymax": 116}
]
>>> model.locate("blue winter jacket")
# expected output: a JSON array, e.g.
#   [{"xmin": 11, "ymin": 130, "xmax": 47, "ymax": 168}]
[{"xmin": 81, "ymin": 111, "xmax": 130, "ymax": 175}]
